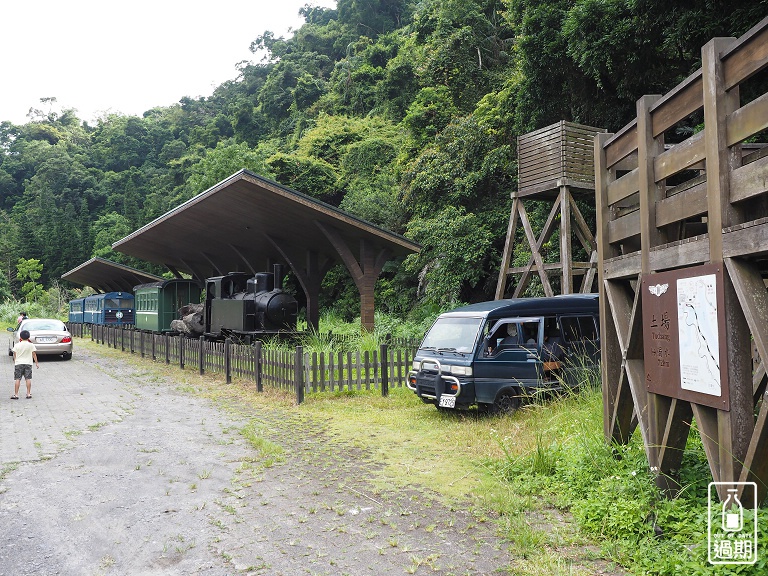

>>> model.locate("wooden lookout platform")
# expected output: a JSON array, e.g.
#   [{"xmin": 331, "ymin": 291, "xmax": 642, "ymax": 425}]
[
  {"xmin": 496, "ymin": 121, "xmax": 605, "ymax": 298},
  {"xmin": 596, "ymin": 17, "xmax": 768, "ymax": 503}
]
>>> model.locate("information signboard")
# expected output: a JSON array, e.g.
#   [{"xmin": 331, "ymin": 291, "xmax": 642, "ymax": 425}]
[{"xmin": 641, "ymin": 263, "xmax": 729, "ymax": 410}]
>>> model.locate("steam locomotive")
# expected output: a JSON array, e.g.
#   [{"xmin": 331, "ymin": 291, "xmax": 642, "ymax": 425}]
[{"xmin": 203, "ymin": 264, "xmax": 298, "ymax": 341}]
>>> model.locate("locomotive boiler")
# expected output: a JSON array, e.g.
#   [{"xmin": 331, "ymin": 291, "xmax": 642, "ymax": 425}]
[{"xmin": 204, "ymin": 264, "xmax": 298, "ymax": 340}]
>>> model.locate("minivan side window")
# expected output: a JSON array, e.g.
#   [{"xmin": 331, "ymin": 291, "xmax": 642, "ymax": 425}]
[{"xmin": 560, "ymin": 316, "xmax": 598, "ymax": 342}]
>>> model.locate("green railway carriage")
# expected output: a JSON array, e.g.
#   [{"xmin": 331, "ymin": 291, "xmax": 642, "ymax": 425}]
[{"xmin": 133, "ymin": 279, "xmax": 202, "ymax": 333}]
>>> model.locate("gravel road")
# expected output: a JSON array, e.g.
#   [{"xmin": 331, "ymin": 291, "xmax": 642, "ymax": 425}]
[{"xmin": 0, "ymin": 344, "xmax": 512, "ymax": 576}]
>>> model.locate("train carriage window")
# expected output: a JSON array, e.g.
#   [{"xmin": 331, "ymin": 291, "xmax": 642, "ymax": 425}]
[{"xmin": 560, "ymin": 316, "xmax": 598, "ymax": 342}]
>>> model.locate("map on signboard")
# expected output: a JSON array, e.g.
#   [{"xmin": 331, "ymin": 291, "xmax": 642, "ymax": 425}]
[{"xmin": 677, "ymin": 273, "xmax": 721, "ymax": 397}]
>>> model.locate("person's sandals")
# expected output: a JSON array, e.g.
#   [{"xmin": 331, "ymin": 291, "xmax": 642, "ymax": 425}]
[
  {"xmin": 10, "ymin": 395, "xmax": 18, "ymax": 399},
  {"xmin": 26, "ymin": 395, "xmax": 32, "ymax": 399}
]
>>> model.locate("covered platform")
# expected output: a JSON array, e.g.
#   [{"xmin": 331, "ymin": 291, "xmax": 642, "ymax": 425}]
[
  {"xmin": 61, "ymin": 257, "xmax": 163, "ymax": 293},
  {"xmin": 112, "ymin": 170, "xmax": 420, "ymax": 331}
]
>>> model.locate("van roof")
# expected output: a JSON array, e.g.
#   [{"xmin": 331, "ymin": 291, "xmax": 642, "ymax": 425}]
[{"xmin": 440, "ymin": 294, "xmax": 599, "ymax": 318}]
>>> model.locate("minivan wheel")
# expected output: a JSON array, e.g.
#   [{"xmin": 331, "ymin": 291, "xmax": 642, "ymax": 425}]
[{"xmin": 492, "ymin": 389, "xmax": 521, "ymax": 414}]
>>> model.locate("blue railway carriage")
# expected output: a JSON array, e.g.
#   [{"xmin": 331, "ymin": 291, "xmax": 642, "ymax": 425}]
[
  {"xmin": 68, "ymin": 297, "xmax": 86, "ymax": 324},
  {"xmin": 134, "ymin": 279, "xmax": 202, "ymax": 333},
  {"xmin": 83, "ymin": 292, "xmax": 135, "ymax": 326}
]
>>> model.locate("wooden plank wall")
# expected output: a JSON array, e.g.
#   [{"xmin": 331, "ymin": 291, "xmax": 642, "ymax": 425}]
[
  {"xmin": 596, "ymin": 16, "xmax": 768, "ymax": 503},
  {"xmin": 518, "ymin": 121, "xmax": 604, "ymax": 193}
]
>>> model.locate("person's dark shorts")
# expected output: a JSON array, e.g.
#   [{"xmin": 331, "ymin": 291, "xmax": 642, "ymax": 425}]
[{"xmin": 14, "ymin": 364, "xmax": 32, "ymax": 380}]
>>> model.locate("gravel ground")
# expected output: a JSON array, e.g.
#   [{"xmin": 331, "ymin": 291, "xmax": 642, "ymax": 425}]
[{"xmin": 0, "ymin": 344, "xmax": 513, "ymax": 576}]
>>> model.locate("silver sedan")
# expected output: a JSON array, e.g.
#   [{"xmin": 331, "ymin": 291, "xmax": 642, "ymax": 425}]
[{"xmin": 7, "ymin": 318, "xmax": 73, "ymax": 360}]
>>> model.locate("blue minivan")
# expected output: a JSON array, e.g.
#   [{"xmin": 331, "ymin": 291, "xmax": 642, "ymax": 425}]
[{"xmin": 407, "ymin": 294, "xmax": 600, "ymax": 413}]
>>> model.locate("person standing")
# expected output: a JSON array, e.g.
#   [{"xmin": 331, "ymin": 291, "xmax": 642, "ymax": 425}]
[{"xmin": 11, "ymin": 329, "xmax": 38, "ymax": 399}]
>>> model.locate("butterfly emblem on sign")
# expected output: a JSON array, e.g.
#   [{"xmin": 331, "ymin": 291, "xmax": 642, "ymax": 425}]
[{"xmin": 648, "ymin": 283, "xmax": 669, "ymax": 297}]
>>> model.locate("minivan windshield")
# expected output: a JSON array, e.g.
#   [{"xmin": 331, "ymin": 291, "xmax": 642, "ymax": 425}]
[{"xmin": 420, "ymin": 316, "xmax": 483, "ymax": 353}]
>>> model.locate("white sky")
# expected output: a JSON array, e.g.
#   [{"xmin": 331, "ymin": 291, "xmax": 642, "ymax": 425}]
[{"xmin": 1, "ymin": 0, "xmax": 336, "ymax": 125}]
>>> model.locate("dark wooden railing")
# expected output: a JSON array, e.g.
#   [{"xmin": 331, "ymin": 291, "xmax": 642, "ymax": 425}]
[{"xmin": 75, "ymin": 324, "xmax": 416, "ymax": 403}]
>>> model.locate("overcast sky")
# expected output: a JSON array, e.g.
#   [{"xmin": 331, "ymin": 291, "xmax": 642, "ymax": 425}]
[{"xmin": 1, "ymin": 0, "xmax": 336, "ymax": 125}]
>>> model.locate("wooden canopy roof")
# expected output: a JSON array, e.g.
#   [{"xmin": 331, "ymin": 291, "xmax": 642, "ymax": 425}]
[
  {"xmin": 61, "ymin": 258, "xmax": 163, "ymax": 293},
  {"xmin": 112, "ymin": 170, "xmax": 420, "ymax": 330}
]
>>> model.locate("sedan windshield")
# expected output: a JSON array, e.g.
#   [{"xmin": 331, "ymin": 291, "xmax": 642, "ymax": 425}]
[
  {"xmin": 420, "ymin": 317, "xmax": 483, "ymax": 353},
  {"xmin": 22, "ymin": 320, "xmax": 67, "ymax": 332}
]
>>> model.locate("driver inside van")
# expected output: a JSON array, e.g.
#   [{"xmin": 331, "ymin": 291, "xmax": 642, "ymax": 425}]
[{"xmin": 488, "ymin": 323, "xmax": 519, "ymax": 355}]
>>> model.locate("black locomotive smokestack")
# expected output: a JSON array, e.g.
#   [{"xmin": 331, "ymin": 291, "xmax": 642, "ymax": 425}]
[{"xmin": 273, "ymin": 263, "xmax": 284, "ymax": 291}]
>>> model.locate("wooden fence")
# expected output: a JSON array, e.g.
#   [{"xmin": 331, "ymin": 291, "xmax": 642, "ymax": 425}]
[
  {"xmin": 595, "ymin": 17, "xmax": 768, "ymax": 504},
  {"xmin": 76, "ymin": 324, "xmax": 415, "ymax": 403}
]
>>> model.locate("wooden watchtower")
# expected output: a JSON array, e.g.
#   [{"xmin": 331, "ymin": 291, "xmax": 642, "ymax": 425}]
[
  {"xmin": 496, "ymin": 121, "xmax": 606, "ymax": 299},
  {"xmin": 597, "ymin": 17, "xmax": 768, "ymax": 504}
]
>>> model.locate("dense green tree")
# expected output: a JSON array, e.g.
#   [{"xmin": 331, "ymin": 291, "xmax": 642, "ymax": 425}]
[
  {"xmin": 182, "ymin": 139, "xmax": 274, "ymax": 196},
  {"xmin": 404, "ymin": 206, "xmax": 495, "ymax": 306},
  {"xmin": 266, "ymin": 152, "xmax": 339, "ymax": 203},
  {"xmin": 91, "ymin": 212, "xmax": 133, "ymax": 264},
  {"xmin": 17, "ymin": 257, "xmax": 45, "ymax": 301},
  {"xmin": 509, "ymin": 0, "xmax": 768, "ymax": 132}
]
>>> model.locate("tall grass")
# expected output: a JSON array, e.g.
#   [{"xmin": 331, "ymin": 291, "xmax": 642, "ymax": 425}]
[
  {"xmin": 262, "ymin": 310, "xmax": 425, "ymax": 355},
  {"xmin": 489, "ymin": 362, "xmax": 768, "ymax": 576}
]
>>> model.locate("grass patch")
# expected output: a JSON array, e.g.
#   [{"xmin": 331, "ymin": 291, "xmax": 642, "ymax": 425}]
[
  {"xmin": 240, "ymin": 420, "xmax": 285, "ymax": 468},
  {"xmin": 77, "ymin": 335, "xmax": 768, "ymax": 575}
]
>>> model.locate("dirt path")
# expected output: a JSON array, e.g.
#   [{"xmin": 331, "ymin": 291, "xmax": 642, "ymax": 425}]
[{"xmin": 0, "ymin": 345, "xmax": 512, "ymax": 575}]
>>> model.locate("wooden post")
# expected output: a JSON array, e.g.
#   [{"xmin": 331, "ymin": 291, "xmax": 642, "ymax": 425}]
[
  {"xmin": 140, "ymin": 330, "xmax": 145, "ymax": 358},
  {"xmin": 224, "ymin": 338, "xmax": 231, "ymax": 384},
  {"xmin": 702, "ymin": 37, "xmax": 752, "ymax": 498},
  {"xmin": 703, "ymin": 37, "xmax": 742, "ymax": 260},
  {"xmin": 151, "ymin": 333, "xmax": 155, "ymax": 360},
  {"xmin": 179, "ymin": 335, "xmax": 185, "ymax": 370},
  {"xmin": 199, "ymin": 336, "xmax": 205, "ymax": 375},
  {"xmin": 295, "ymin": 345, "xmax": 305, "ymax": 404},
  {"xmin": 495, "ymin": 193, "xmax": 519, "ymax": 299},
  {"xmin": 165, "ymin": 332, "xmax": 170, "ymax": 364},
  {"xmin": 595, "ymin": 132, "xmax": 629, "ymax": 443},
  {"xmin": 560, "ymin": 187, "xmax": 573, "ymax": 294},
  {"xmin": 254, "ymin": 340, "xmax": 263, "ymax": 392},
  {"xmin": 120, "ymin": 326, "xmax": 125, "ymax": 352},
  {"xmin": 637, "ymin": 93, "xmax": 666, "ymax": 477},
  {"xmin": 636, "ymin": 94, "xmax": 664, "ymax": 273},
  {"xmin": 380, "ymin": 343, "xmax": 389, "ymax": 397}
]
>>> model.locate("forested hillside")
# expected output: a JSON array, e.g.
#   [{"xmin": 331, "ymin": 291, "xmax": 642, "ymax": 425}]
[{"xmin": 1, "ymin": 0, "xmax": 764, "ymax": 320}]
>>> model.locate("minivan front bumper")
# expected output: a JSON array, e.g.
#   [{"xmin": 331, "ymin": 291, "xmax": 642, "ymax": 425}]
[{"xmin": 408, "ymin": 358, "xmax": 472, "ymax": 408}]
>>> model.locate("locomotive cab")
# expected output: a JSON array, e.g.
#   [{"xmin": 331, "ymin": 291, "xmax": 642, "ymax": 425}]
[{"xmin": 204, "ymin": 265, "xmax": 298, "ymax": 339}]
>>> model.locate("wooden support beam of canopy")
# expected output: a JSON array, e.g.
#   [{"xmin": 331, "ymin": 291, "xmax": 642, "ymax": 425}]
[
  {"xmin": 316, "ymin": 221, "xmax": 391, "ymax": 332},
  {"xmin": 264, "ymin": 233, "xmax": 334, "ymax": 332}
]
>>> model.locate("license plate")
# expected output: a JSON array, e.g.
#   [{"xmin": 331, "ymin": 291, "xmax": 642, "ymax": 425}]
[
  {"xmin": 36, "ymin": 337, "xmax": 56, "ymax": 343},
  {"xmin": 438, "ymin": 395, "xmax": 456, "ymax": 408}
]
